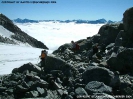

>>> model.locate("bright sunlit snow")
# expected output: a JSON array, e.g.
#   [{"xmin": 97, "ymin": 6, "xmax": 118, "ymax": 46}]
[
  {"xmin": 0, "ymin": 43, "xmax": 42, "ymax": 75},
  {"xmin": 0, "ymin": 25, "xmax": 14, "ymax": 38},
  {"xmin": 0, "ymin": 22, "xmax": 104, "ymax": 75}
]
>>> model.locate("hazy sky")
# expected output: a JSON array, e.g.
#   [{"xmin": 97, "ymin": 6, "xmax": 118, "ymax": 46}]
[{"xmin": 0, "ymin": 0, "xmax": 133, "ymax": 21}]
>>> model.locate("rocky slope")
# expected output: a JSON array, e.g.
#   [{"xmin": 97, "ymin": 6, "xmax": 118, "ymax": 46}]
[
  {"xmin": 0, "ymin": 7, "xmax": 133, "ymax": 99},
  {"xmin": 0, "ymin": 14, "xmax": 48, "ymax": 49}
]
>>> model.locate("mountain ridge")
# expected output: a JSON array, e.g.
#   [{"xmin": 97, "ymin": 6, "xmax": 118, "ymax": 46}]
[
  {"xmin": 0, "ymin": 13, "xmax": 48, "ymax": 49},
  {"xmin": 13, "ymin": 18, "xmax": 122, "ymax": 24}
]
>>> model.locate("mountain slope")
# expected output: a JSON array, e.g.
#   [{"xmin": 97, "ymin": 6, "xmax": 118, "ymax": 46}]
[{"xmin": 0, "ymin": 13, "xmax": 48, "ymax": 49}]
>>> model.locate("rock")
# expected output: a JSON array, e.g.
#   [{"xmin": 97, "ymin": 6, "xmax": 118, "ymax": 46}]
[
  {"xmin": 82, "ymin": 66, "xmax": 114, "ymax": 85},
  {"xmin": 85, "ymin": 81, "xmax": 112, "ymax": 95},
  {"xmin": 36, "ymin": 87, "xmax": 47, "ymax": 97},
  {"xmin": 98, "ymin": 61, "xmax": 108, "ymax": 68},
  {"xmin": 65, "ymin": 95, "xmax": 73, "ymax": 99},
  {"xmin": 109, "ymin": 71, "xmax": 120, "ymax": 89},
  {"xmin": 78, "ymin": 67, "xmax": 85, "ymax": 73},
  {"xmin": 12, "ymin": 62, "xmax": 41, "ymax": 74},
  {"xmin": 107, "ymin": 48, "xmax": 133, "ymax": 73},
  {"xmin": 78, "ymin": 39, "xmax": 93, "ymax": 50},
  {"xmin": 14, "ymin": 85, "xmax": 29, "ymax": 93},
  {"xmin": 74, "ymin": 55, "xmax": 81, "ymax": 61},
  {"xmin": 115, "ymin": 30, "xmax": 124, "ymax": 46},
  {"xmin": 119, "ymin": 75, "xmax": 132, "ymax": 95},
  {"xmin": 98, "ymin": 24, "xmax": 122, "ymax": 46},
  {"xmin": 0, "ymin": 87, "xmax": 6, "ymax": 92},
  {"xmin": 106, "ymin": 43, "xmax": 115, "ymax": 50},
  {"xmin": 25, "ymin": 91, "xmax": 39, "ymax": 98},
  {"xmin": 45, "ymin": 54, "xmax": 76, "ymax": 77},
  {"xmin": 5, "ymin": 89, "xmax": 14, "ymax": 95},
  {"xmin": 115, "ymin": 7, "xmax": 133, "ymax": 47},
  {"xmin": 30, "ymin": 81, "xmax": 49, "ymax": 90},
  {"xmin": 53, "ymin": 43, "xmax": 72, "ymax": 54},
  {"xmin": 75, "ymin": 87, "xmax": 88, "ymax": 96}
]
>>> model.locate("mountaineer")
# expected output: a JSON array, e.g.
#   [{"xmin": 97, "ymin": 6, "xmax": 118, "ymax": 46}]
[{"xmin": 39, "ymin": 50, "xmax": 48, "ymax": 68}]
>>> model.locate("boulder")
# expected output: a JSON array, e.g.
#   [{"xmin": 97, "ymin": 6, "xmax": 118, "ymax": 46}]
[
  {"xmin": 12, "ymin": 62, "xmax": 41, "ymax": 74},
  {"xmin": 119, "ymin": 75, "xmax": 133, "ymax": 95},
  {"xmin": 85, "ymin": 81, "xmax": 112, "ymax": 95},
  {"xmin": 115, "ymin": 7, "xmax": 133, "ymax": 47},
  {"xmin": 82, "ymin": 66, "xmax": 114, "ymax": 85},
  {"xmin": 98, "ymin": 24, "xmax": 123, "ymax": 46},
  {"xmin": 75, "ymin": 87, "xmax": 88, "ymax": 96},
  {"xmin": 78, "ymin": 39, "xmax": 93, "ymax": 50},
  {"xmin": 45, "ymin": 54, "xmax": 76, "ymax": 77},
  {"xmin": 107, "ymin": 48, "xmax": 133, "ymax": 73},
  {"xmin": 25, "ymin": 90, "xmax": 39, "ymax": 98}
]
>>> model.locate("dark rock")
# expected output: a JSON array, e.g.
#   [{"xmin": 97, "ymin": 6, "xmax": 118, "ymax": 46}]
[
  {"xmin": 98, "ymin": 23, "xmax": 122, "ymax": 46},
  {"xmin": 53, "ymin": 43, "xmax": 72, "ymax": 54},
  {"xmin": 50, "ymin": 70, "xmax": 62, "ymax": 77},
  {"xmin": 107, "ymin": 48, "xmax": 133, "ymax": 73},
  {"xmin": 5, "ymin": 89, "xmax": 14, "ymax": 95},
  {"xmin": 25, "ymin": 90, "xmax": 39, "ymax": 98},
  {"xmin": 85, "ymin": 81, "xmax": 112, "ymax": 95},
  {"xmin": 82, "ymin": 66, "xmax": 114, "ymax": 85},
  {"xmin": 75, "ymin": 87, "xmax": 88, "ymax": 96},
  {"xmin": 30, "ymin": 81, "xmax": 49, "ymax": 90},
  {"xmin": 115, "ymin": 7, "xmax": 133, "ymax": 47},
  {"xmin": 36, "ymin": 87, "xmax": 46, "ymax": 96},
  {"xmin": 119, "ymin": 75, "xmax": 132, "ymax": 95},
  {"xmin": 78, "ymin": 67, "xmax": 85, "ymax": 73},
  {"xmin": 78, "ymin": 39, "xmax": 93, "ymax": 50},
  {"xmin": 98, "ymin": 61, "xmax": 108, "ymax": 68},
  {"xmin": 15, "ymin": 85, "xmax": 29, "ymax": 93},
  {"xmin": 65, "ymin": 95, "xmax": 73, "ymax": 99},
  {"xmin": 106, "ymin": 43, "xmax": 115, "ymax": 50},
  {"xmin": 13, "ymin": 62, "xmax": 41, "ymax": 74},
  {"xmin": 0, "ymin": 87, "xmax": 6, "ymax": 92},
  {"xmin": 45, "ymin": 54, "xmax": 76, "ymax": 77},
  {"xmin": 109, "ymin": 71, "xmax": 120, "ymax": 89}
]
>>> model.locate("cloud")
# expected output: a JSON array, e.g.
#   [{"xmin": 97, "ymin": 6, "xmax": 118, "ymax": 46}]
[{"xmin": 15, "ymin": 22, "xmax": 104, "ymax": 52}]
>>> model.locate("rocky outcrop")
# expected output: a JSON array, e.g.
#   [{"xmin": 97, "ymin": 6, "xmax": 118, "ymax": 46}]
[
  {"xmin": 0, "ymin": 13, "xmax": 48, "ymax": 49},
  {"xmin": 107, "ymin": 48, "xmax": 133, "ymax": 73},
  {"xmin": 82, "ymin": 66, "xmax": 114, "ymax": 85},
  {"xmin": 115, "ymin": 7, "xmax": 133, "ymax": 47},
  {"xmin": 98, "ymin": 23, "xmax": 124, "ymax": 46},
  {"xmin": 1, "ymin": 7, "xmax": 133, "ymax": 99},
  {"xmin": 85, "ymin": 81, "xmax": 112, "ymax": 95}
]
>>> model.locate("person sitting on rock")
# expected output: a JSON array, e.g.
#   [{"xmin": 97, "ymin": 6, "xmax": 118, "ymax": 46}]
[
  {"xmin": 39, "ymin": 50, "xmax": 48, "ymax": 68},
  {"xmin": 71, "ymin": 41, "xmax": 80, "ymax": 51}
]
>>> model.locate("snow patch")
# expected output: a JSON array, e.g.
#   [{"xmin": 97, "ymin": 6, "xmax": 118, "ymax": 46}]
[
  {"xmin": 0, "ymin": 43, "xmax": 43, "ymax": 75},
  {"xmin": 0, "ymin": 25, "xmax": 14, "ymax": 38}
]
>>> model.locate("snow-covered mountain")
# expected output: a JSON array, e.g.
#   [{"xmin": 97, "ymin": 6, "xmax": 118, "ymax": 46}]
[
  {"xmin": 0, "ymin": 13, "xmax": 48, "ymax": 49},
  {"xmin": 13, "ymin": 18, "xmax": 119, "ymax": 24}
]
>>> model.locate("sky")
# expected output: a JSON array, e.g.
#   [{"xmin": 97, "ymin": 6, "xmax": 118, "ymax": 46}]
[{"xmin": 0, "ymin": 0, "xmax": 133, "ymax": 21}]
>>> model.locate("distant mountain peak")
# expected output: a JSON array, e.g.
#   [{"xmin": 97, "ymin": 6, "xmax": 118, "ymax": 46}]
[
  {"xmin": 13, "ymin": 18, "xmax": 119, "ymax": 24},
  {"xmin": 13, "ymin": 18, "xmax": 39, "ymax": 23}
]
